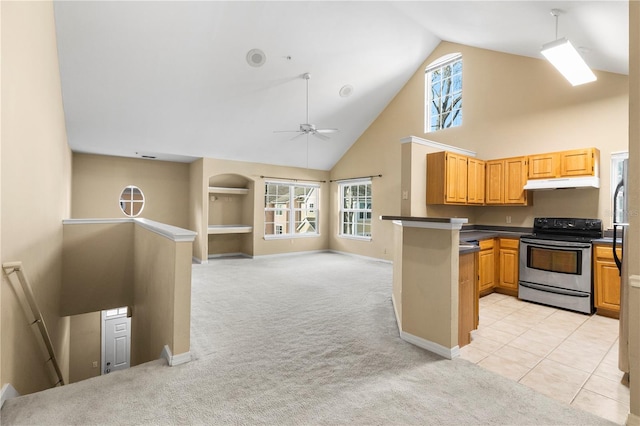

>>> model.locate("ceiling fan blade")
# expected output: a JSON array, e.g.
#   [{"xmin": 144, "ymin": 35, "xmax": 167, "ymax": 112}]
[
  {"xmin": 311, "ymin": 131, "xmax": 330, "ymax": 141},
  {"xmin": 316, "ymin": 128, "xmax": 339, "ymax": 134},
  {"xmin": 274, "ymin": 130, "xmax": 302, "ymax": 134},
  {"xmin": 290, "ymin": 132, "xmax": 306, "ymax": 141}
]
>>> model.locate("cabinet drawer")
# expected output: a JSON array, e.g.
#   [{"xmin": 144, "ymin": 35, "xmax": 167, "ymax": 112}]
[
  {"xmin": 595, "ymin": 245, "xmax": 621, "ymax": 260},
  {"xmin": 499, "ymin": 238, "xmax": 519, "ymax": 249},
  {"xmin": 479, "ymin": 239, "xmax": 494, "ymax": 250}
]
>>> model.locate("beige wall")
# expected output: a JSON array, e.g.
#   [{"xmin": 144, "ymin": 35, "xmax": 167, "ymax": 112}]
[
  {"xmin": 192, "ymin": 157, "xmax": 330, "ymax": 261},
  {"xmin": 69, "ymin": 312, "xmax": 101, "ymax": 383},
  {"xmin": 331, "ymin": 41, "xmax": 628, "ymax": 260},
  {"xmin": 72, "ymin": 153, "xmax": 191, "ymax": 229},
  {"xmin": 61, "ymin": 222, "xmax": 134, "ymax": 316},
  {"xmin": 132, "ymin": 226, "xmax": 192, "ymax": 364},
  {"xmin": 1, "ymin": 0, "xmax": 72, "ymax": 394}
]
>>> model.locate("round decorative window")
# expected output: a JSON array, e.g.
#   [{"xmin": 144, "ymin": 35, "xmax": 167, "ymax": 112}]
[{"xmin": 119, "ymin": 185, "xmax": 145, "ymax": 217}]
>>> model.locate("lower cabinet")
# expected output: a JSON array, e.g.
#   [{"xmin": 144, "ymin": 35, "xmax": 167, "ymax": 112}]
[
  {"xmin": 459, "ymin": 252, "xmax": 478, "ymax": 348},
  {"xmin": 497, "ymin": 238, "xmax": 519, "ymax": 296},
  {"xmin": 478, "ymin": 239, "xmax": 496, "ymax": 295},
  {"xmin": 593, "ymin": 243, "xmax": 621, "ymax": 318},
  {"xmin": 477, "ymin": 237, "xmax": 520, "ymax": 298}
]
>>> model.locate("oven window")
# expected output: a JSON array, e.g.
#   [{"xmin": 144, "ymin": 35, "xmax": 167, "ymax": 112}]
[{"xmin": 527, "ymin": 246, "xmax": 582, "ymax": 275}]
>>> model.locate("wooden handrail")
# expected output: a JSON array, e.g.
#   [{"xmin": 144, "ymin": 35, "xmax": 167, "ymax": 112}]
[{"xmin": 3, "ymin": 261, "xmax": 65, "ymax": 386}]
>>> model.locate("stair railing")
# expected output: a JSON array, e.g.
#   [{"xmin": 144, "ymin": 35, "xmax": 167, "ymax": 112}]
[{"xmin": 3, "ymin": 261, "xmax": 65, "ymax": 386}]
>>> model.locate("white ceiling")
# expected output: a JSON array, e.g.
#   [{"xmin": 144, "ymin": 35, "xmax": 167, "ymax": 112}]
[{"xmin": 53, "ymin": 1, "xmax": 628, "ymax": 170}]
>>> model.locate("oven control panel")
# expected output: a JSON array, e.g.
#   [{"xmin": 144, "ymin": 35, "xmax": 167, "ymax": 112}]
[{"xmin": 533, "ymin": 218, "xmax": 602, "ymax": 231}]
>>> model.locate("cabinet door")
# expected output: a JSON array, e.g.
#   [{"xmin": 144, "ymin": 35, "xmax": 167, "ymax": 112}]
[
  {"xmin": 445, "ymin": 153, "xmax": 467, "ymax": 203},
  {"xmin": 459, "ymin": 252, "xmax": 477, "ymax": 347},
  {"xmin": 560, "ymin": 148, "xmax": 597, "ymax": 177},
  {"xmin": 504, "ymin": 157, "xmax": 528, "ymax": 205},
  {"xmin": 478, "ymin": 239, "xmax": 496, "ymax": 293},
  {"xmin": 467, "ymin": 158, "xmax": 485, "ymax": 204},
  {"xmin": 498, "ymin": 239, "xmax": 519, "ymax": 290},
  {"xmin": 528, "ymin": 153, "xmax": 559, "ymax": 179},
  {"xmin": 594, "ymin": 245, "xmax": 621, "ymax": 314},
  {"xmin": 485, "ymin": 161, "xmax": 504, "ymax": 205}
]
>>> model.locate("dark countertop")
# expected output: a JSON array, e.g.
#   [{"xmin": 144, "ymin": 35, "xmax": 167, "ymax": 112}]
[
  {"xmin": 459, "ymin": 245, "xmax": 480, "ymax": 254},
  {"xmin": 459, "ymin": 230, "xmax": 529, "ymax": 242},
  {"xmin": 592, "ymin": 237, "xmax": 622, "ymax": 245}
]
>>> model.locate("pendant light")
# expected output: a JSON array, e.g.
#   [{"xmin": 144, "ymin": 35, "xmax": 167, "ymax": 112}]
[{"xmin": 541, "ymin": 9, "xmax": 596, "ymax": 86}]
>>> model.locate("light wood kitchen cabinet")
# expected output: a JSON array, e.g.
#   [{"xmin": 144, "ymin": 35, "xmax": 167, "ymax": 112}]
[
  {"xmin": 426, "ymin": 151, "xmax": 467, "ymax": 204},
  {"xmin": 478, "ymin": 239, "xmax": 496, "ymax": 296},
  {"xmin": 497, "ymin": 238, "xmax": 519, "ymax": 296},
  {"xmin": 528, "ymin": 152, "xmax": 560, "ymax": 179},
  {"xmin": 459, "ymin": 252, "xmax": 478, "ymax": 347},
  {"xmin": 485, "ymin": 157, "xmax": 531, "ymax": 206},
  {"xmin": 593, "ymin": 243, "xmax": 621, "ymax": 318},
  {"xmin": 560, "ymin": 148, "xmax": 599, "ymax": 177},
  {"xmin": 527, "ymin": 148, "xmax": 600, "ymax": 179},
  {"xmin": 467, "ymin": 157, "xmax": 486, "ymax": 204}
]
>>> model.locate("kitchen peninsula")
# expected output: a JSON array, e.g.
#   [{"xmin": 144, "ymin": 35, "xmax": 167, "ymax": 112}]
[{"xmin": 381, "ymin": 216, "xmax": 471, "ymax": 359}]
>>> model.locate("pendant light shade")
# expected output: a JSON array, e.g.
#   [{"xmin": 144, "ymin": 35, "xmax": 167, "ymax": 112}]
[
  {"xmin": 541, "ymin": 9, "xmax": 596, "ymax": 86},
  {"xmin": 541, "ymin": 38, "xmax": 597, "ymax": 86}
]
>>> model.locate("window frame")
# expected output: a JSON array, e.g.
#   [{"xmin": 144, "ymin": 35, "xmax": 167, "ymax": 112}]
[
  {"xmin": 338, "ymin": 179, "xmax": 372, "ymax": 241},
  {"xmin": 424, "ymin": 53, "xmax": 463, "ymax": 133},
  {"xmin": 119, "ymin": 185, "xmax": 145, "ymax": 218},
  {"xmin": 264, "ymin": 181, "xmax": 320, "ymax": 239}
]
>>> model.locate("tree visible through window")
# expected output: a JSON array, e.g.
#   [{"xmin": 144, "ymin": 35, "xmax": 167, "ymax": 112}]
[
  {"xmin": 339, "ymin": 180, "xmax": 372, "ymax": 239},
  {"xmin": 425, "ymin": 53, "xmax": 462, "ymax": 132}
]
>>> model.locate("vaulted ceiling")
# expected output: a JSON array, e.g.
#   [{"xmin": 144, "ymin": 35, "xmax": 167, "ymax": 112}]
[{"xmin": 53, "ymin": 1, "xmax": 628, "ymax": 170}]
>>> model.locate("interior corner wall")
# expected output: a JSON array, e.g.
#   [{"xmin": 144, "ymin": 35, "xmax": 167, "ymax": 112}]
[
  {"xmin": 1, "ymin": 0, "xmax": 72, "ymax": 394},
  {"xmin": 330, "ymin": 41, "xmax": 628, "ymax": 260},
  {"xmin": 71, "ymin": 153, "xmax": 191, "ymax": 229}
]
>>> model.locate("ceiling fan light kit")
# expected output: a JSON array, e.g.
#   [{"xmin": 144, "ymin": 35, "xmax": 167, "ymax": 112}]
[
  {"xmin": 541, "ymin": 9, "xmax": 596, "ymax": 86},
  {"xmin": 274, "ymin": 72, "xmax": 339, "ymax": 140}
]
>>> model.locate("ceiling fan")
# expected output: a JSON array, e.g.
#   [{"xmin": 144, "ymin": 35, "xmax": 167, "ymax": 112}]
[{"xmin": 274, "ymin": 73, "xmax": 338, "ymax": 141}]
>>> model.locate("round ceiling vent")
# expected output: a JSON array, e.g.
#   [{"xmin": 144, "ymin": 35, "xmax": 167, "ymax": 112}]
[
  {"xmin": 339, "ymin": 84, "xmax": 354, "ymax": 98},
  {"xmin": 246, "ymin": 48, "xmax": 266, "ymax": 67}
]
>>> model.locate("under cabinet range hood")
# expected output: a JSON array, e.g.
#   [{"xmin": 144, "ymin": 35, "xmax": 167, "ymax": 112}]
[{"xmin": 523, "ymin": 176, "xmax": 600, "ymax": 190}]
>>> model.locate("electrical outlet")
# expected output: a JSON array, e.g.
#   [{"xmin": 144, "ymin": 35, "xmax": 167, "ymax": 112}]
[
  {"xmin": 92, "ymin": 361, "xmax": 98, "ymax": 368},
  {"xmin": 506, "ymin": 216, "xmax": 512, "ymax": 224},
  {"xmin": 402, "ymin": 190, "xmax": 409, "ymax": 200}
]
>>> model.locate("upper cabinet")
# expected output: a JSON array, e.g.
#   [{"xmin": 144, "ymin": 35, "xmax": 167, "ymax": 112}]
[
  {"xmin": 426, "ymin": 151, "xmax": 468, "ymax": 204},
  {"xmin": 485, "ymin": 156, "xmax": 531, "ymax": 206},
  {"xmin": 527, "ymin": 148, "xmax": 599, "ymax": 179},
  {"xmin": 467, "ymin": 157, "xmax": 485, "ymax": 205}
]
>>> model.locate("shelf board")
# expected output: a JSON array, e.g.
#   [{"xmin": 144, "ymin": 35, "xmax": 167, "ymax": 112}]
[
  {"xmin": 208, "ymin": 186, "xmax": 249, "ymax": 195},
  {"xmin": 207, "ymin": 225, "xmax": 253, "ymax": 235}
]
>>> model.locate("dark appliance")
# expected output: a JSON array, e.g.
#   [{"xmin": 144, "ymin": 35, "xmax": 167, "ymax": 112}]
[{"xmin": 519, "ymin": 217, "xmax": 602, "ymax": 314}]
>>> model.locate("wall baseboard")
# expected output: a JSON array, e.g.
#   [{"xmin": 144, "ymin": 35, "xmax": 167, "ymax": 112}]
[
  {"xmin": 627, "ymin": 412, "xmax": 640, "ymax": 426},
  {"xmin": 1, "ymin": 383, "xmax": 20, "ymax": 409},
  {"xmin": 161, "ymin": 345, "xmax": 192, "ymax": 367},
  {"xmin": 327, "ymin": 249, "xmax": 392, "ymax": 264},
  {"xmin": 207, "ymin": 252, "xmax": 252, "ymax": 260},
  {"xmin": 400, "ymin": 331, "xmax": 460, "ymax": 360},
  {"xmin": 391, "ymin": 294, "xmax": 401, "ymax": 332},
  {"xmin": 192, "ymin": 256, "xmax": 205, "ymax": 264}
]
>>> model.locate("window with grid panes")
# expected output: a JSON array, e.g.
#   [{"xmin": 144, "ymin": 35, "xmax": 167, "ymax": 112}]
[
  {"xmin": 264, "ymin": 182, "xmax": 319, "ymax": 237},
  {"xmin": 339, "ymin": 180, "xmax": 372, "ymax": 240},
  {"xmin": 425, "ymin": 53, "xmax": 462, "ymax": 133}
]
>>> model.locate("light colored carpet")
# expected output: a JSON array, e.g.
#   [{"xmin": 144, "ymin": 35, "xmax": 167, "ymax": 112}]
[{"xmin": 2, "ymin": 252, "xmax": 615, "ymax": 425}]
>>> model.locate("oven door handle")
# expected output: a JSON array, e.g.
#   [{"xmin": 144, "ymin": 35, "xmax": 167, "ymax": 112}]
[
  {"xmin": 519, "ymin": 281, "xmax": 590, "ymax": 297},
  {"xmin": 520, "ymin": 238, "xmax": 591, "ymax": 249}
]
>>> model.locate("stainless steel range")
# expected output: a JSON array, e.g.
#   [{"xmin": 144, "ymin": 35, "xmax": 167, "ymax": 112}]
[{"xmin": 519, "ymin": 217, "xmax": 602, "ymax": 314}]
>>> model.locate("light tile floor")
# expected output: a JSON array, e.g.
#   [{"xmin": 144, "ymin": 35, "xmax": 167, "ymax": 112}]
[{"xmin": 460, "ymin": 292, "xmax": 630, "ymax": 425}]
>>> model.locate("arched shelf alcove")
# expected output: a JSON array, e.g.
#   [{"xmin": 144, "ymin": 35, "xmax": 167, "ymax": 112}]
[{"xmin": 207, "ymin": 173, "xmax": 255, "ymax": 258}]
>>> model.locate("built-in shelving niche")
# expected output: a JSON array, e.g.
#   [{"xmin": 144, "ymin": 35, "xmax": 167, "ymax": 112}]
[{"xmin": 207, "ymin": 174, "xmax": 254, "ymax": 258}]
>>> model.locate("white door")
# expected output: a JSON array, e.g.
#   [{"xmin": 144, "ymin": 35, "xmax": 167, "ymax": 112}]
[{"xmin": 101, "ymin": 308, "xmax": 131, "ymax": 374}]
